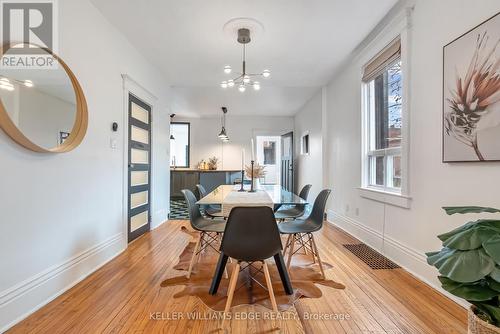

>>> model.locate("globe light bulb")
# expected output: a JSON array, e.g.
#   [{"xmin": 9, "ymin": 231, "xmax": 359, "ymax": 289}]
[
  {"xmin": 0, "ymin": 83, "xmax": 14, "ymax": 91},
  {"xmin": 238, "ymin": 84, "xmax": 246, "ymax": 92},
  {"xmin": 262, "ymin": 69, "xmax": 271, "ymax": 78},
  {"xmin": 224, "ymin": 65, "xmax": 232, "ymax": 74},
  {"xmin": 243, "ymin": 75, "xmax": 250, "ymax": 83},
  {"xmin": 227, "ymin": 79, "xmax": 234, "ymax": 87},
  {"xmin": 253, "ymin": 82, "xmax": 260, "ymax": 91},
  {"xmin": 220, "ymin": 81, "xmax": 228, "ymax": 88}
]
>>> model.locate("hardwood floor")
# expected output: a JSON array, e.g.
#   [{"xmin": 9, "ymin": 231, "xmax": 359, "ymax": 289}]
[{"xmin": 8, "ymin": 220, "xmax": 467, "ymax": 333}]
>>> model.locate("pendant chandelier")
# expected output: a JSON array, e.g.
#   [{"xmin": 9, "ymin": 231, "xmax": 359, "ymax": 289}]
[
  {"xmin": 169, "ymin": 114, "xmax": 175, "ymax": 140},
  {"xmin": 218, "ymin": 107, "xmax": 229, "ymax": 142},
  {"xmin": 220, "ymin": 28, "xmax": 270, "ymax": 92}
]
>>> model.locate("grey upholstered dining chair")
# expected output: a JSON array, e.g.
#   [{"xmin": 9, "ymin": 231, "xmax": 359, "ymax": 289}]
[
  {"xmin": 182, "ymin": 189, "xmax": 227, "ymax": 279},
  {"xmin": 195, "ymin": 184, "xmax": 223, "ymax": 219},
  {"xmin": 209, "ymin": 206, "xmax": 292, "ymax": 329},
  {"xmin": 274, "ymin": 184, "xmax": 312, "ymax": 221},
  {"xmin": 278, "ymin": 189, "xmax": 331, "ymax": 279}
]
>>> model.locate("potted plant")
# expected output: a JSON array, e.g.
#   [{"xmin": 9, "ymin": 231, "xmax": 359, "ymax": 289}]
[
  {"xmin": 427, "ymin": 206, "xmax": 500, "ymax": 333},
  {"xmin": 207, "ymin": 156, "xmax": 219, "ymax": 170}
]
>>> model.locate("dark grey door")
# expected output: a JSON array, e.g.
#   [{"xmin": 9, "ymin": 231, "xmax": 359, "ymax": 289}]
[
  {"xmin": 281, "ymin": 131, "xmax": 294, "ymax": 192},
  {"xmin": 128, "ymin": 94, "xmax": 151, "ymax": 242}
]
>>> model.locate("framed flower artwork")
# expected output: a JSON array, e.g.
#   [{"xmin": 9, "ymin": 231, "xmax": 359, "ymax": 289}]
[{"xmin": 443, "ymin": 12, "xmax": 500, "ymax": 162}]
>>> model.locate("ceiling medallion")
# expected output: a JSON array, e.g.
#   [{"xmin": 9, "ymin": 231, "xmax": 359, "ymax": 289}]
[{"xmin": 220, "ymin": 27, "xmax": 270, "ymax": 92}]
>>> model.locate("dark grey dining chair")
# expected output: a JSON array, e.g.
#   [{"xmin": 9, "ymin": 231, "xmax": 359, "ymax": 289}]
[
  {"xmin": 279, "ymin": 189, "xmax": 331, "ymax": 279},
  {"xmin": 274, "ymin": 184, "xmax": 312, "ymax": 221},
  {"xmin": 182, "ymin": 189, "xmax": 226, "ymax": 279},
  {"xmin": 209, "ymin": 206, "xmax": 292, "ymax": 329},
  {"xmin": 195, "ymin": 184, "xmax": 223, "ymax": 218}
]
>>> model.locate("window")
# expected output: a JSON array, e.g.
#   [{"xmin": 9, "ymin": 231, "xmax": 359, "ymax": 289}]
[
  {"xmin": 170, "ymin": 122, "xmax": 190, "ymax": 168},
  {"xmin": 263, "ymin": 141, "xmax": 276, "ymax": 165},
  {"xmin": 301, "ymin": 133, "xmax": 309, "ymax": 155},
  {"xmin": 363, "ymin": 38, "xmax": 403, "ymax": 193}
]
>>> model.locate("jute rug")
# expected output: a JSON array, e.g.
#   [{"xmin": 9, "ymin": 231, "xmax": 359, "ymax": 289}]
[{"xmin": 161, "ymin": 225, "xmax": 345, "ymax": 311}]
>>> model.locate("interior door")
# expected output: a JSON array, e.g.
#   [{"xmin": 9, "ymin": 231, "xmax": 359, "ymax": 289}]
[
  {"xmin": 281, "ymin": 131, "xmax": 294, "ymax": 192},
  {"xmin": 128, "ymin": 94, "xmax": 152, "ymax": 242}
]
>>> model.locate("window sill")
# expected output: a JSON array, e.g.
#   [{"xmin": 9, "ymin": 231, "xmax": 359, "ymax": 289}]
[{"xmin": 358, "ymin": 187, "xmax": 411, "ymax": 209}]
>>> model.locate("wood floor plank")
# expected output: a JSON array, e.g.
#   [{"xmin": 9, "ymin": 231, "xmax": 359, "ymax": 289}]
[{"xmin": 7, "ymin": 220, "xmax": 467, "ymax": 334}]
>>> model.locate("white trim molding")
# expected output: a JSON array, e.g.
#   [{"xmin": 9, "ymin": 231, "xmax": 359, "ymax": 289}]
[
  {"xmin": 358, "ymin": 187, "xmax": 412, "ymax": 208},
  {"xmin": 0, "ymin": 233, "xmax": 124, "ymax": 332},
  {"xmin": 326, "ymin": 210, "xmax": 468, "ymax": 308},
  {"xmin": 360, "ymin": 4, "xmax": 413, "ymax": 202},
  {"xmin": 121, "ymin": 74, "xmax": 164, "ymax": 242}
]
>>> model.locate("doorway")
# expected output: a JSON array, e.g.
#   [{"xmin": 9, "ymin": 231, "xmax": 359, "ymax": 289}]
[
  {"xmin": 127, "ymin": 94, "xmax": 152, "ymax": 242},
  {"xmin": 256, "ymin": 136, "xmax": 281, "ymax": 185}
]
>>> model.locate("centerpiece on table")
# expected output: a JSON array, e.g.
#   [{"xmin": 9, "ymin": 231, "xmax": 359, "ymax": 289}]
[
  {"xmin": 245, "ymin": 163, "xmax": 266, "ymax": 190},
  {"xmin": 426, "ymin": 206, "xmax": 500, "ymax": 334}
]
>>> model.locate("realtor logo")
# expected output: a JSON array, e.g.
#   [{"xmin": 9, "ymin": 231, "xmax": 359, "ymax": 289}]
[{"xmin": 0, "ymin": 0, "xmax": 58, "ymax": 69}]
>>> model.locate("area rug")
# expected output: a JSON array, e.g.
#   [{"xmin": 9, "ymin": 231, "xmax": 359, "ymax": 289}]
[{"xmin": 160, "ymin": 225, "xmax": 345, "ymax": 311}]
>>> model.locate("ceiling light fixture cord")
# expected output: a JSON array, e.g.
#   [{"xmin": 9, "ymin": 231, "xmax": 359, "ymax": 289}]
[{"xmin": 243, "ymin": 44, "xmax": 246, "ymax": 75}]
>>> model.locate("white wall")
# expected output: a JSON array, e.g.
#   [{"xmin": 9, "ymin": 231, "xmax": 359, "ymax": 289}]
[
  {"xmin": 175, "ymin": 115, "xmax": 293, "ymax": 170},
  {"xmin": 0, "ymin": 0, "xmax": 171, "ymax": 331},
  {"xmin": 298, "ymin": 0, "xmax": 500, "ymax": 302},
  {"xmin": 294, "ymin": 90, "xmax": 323, "ymax": 200}
]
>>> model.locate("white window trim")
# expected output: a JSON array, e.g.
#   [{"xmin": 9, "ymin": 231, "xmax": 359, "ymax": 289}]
[{"xmin": 359, "ymin": 7, "xmax": 412, "ymax": 209}]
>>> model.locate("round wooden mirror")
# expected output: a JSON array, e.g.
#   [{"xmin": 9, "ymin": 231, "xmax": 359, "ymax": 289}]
[{"xmin": 0, "ymin": 43, "xmax": 87, "ymax": 153}]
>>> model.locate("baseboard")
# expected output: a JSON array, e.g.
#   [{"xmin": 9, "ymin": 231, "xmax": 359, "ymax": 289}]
[
  {"xmin": 326, "ymin": 210, "xmax": 468, "ymax": 308},
  {"xmin": 0, "ymin": 233, "xmax": 125, "ymax": 333},
  {"xmin": 152, "ymin": 208, "xmax": 169, "ymax": 229}
]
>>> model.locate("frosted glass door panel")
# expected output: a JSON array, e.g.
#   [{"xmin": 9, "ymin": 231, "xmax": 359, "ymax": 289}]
[
  {"xmin": 131, "ymin": 125, "xmax": 149, "ymax": 144},
  {"xmin": 131, "ymin": 191, "xmax": 148, "ymax": 209},
  {"xmin": 131, "ymin": 103, "xmax": 149, "ymax": 124},
  {"xmin": 131, "ymin": 171, "xmax": 148, "ymax": 186},
  {"xmin": 131, "ymin": 149, "xmax": 148, "ymax": 164},
  {"xmin": 131, "ymin": 210, "xmax": 149, "ymax": 231}
]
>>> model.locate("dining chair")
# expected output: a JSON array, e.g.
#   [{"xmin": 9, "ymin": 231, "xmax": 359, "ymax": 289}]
[
  {"xmin": 279, "ymin": 189, "xmax": 331, "ymax": 279},
  {"xmin": 181, "ymin": 189, "xmax": 227, "ymax": 279},
  {"xmin": 195, "ymin": 184, "xmax": 223, "ymax": 219},
  {"xmin": 274, "ymin": 184, "xmax": 312, "ymax": 221},
  {"xmin": 209, "ymin": 206, "xmax": 293, "ymax": 329}
]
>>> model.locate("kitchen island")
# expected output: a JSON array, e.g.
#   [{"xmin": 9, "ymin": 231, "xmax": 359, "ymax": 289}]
[{"xmin": 170, "ymin": 169, "xmax": 241, "ymax": 198}]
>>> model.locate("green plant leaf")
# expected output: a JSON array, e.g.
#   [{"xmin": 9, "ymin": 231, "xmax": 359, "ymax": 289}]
[
  {"xmin": 486, "ymin": 277, "xmax": 500, "ymax": 293},
  {"xmin": 443, "ymin": 207, "xmax": 500, "ymax": 215},
  {"xmin": 443, "ymin": 226, "xmax": 500, "ymax": 250},
  {"xmin": 439, "ymin": 277, "xmax": 499, "ymax": 301},
  {"xmin": 490, "ymin": 266, "xmax": 500, "ymax": 283},
  {"xmin": 438, "ymin": 220, "xmax": 500, "ymax": 243},
  {"xmin": 484, "ymin": 235, "xmax": 500, "ymax": 265},
  {"xmin": 427, "ymin": 248, "xmax": 495, "ymax": 283},
  {"xmin": 480, "ymin": 304, "xmax": 500, "ymax": 326}
]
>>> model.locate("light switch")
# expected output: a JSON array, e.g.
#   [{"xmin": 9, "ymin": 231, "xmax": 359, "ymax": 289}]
[{"xmin": 110, "ymin": 138, "xmax": 117, "ymax": 149}]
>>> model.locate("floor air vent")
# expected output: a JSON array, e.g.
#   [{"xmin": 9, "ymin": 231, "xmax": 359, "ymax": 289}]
[{"xmin": 343, "ymin": 244, "xmax": 400, "ymax": 270}]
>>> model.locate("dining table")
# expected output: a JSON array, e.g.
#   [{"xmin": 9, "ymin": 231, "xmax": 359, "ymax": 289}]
[
  {"xmin": 198, "ymin": 184, "xmax": 306, "ymax": 296},
  {"xmin": 196, "ymin": 184, "xmax": 307, "ymax": 209}
]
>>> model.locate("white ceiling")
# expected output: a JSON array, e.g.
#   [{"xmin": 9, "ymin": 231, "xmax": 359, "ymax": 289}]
[{"xmin": 91, "ymin": 0, "xmax": 398, "ymax": 116}]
